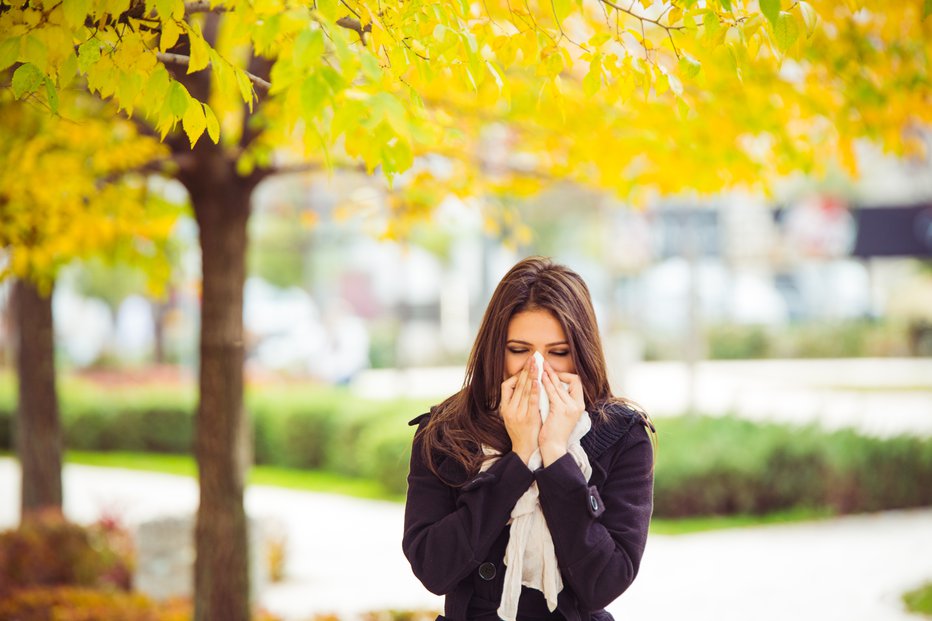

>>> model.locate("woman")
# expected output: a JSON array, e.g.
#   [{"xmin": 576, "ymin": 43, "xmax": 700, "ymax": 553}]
[{"xmin": 403, "ymin": 256, "xmax": 655, "ymax": 621}]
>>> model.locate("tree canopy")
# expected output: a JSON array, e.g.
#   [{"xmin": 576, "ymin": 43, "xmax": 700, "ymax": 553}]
[
  {"xmin": 3, "ymin": 0, "xmax": 929, "ymax": 212},
  {"xmin": 0, "ymin": 91, "xmax": 182, "ymax": 290}
]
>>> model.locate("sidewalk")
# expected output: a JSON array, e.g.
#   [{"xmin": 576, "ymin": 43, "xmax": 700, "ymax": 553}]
[{"xmin": 2, "ymin": 458, "xmax": 930, "ymax": 621}]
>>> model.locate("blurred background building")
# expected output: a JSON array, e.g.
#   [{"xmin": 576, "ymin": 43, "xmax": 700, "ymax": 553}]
[{"xmin": 1, "ymin": 139, "xmax": 930, "ymax": 392}]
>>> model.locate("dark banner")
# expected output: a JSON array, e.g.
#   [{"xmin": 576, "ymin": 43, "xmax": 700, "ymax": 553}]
[{"xmin": 851, "ymin": 204, "xmax": 932, "ymax": 258}]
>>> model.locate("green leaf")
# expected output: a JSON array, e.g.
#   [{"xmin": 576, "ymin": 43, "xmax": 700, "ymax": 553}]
[
  {"xmin": 552, "ymin": 0, "xmax": 572, "ymax": 23},
  {"xmin": 773, "ymin": 11, "xmax": 799, "ymax": 52},
  {"xmin": 760, "ymin": 0, "xmax": 780, "ymax": 26},
  {"xmin": 544, "ymin": 49, "xmax": 564, "ymax": 76},
  {"xmin": 485, "ymin": 60, "xmax": 504, "ymax": 94},
  {"xmin": 294, "ymin": 29, "xmax": 325, "ymax": 67},
  {"xmin": 62, "ymin": 0, "xmax": 91, "ymax": 28},
  {"xmin": 678, "ymin": 53, "xmax": 701, "ymax": 78},
  {"xmin": 155, "ymin": 0, "xmax": 183, "ymax": 20},
  {"xmin": 235, "ymin": 69, "xmax": 255, "ymax": 111},
  {"xmin": 167, "ymin": 80, "xmax": 189, "ymax": 116},
  {"xmin": 44, "ymin": 77, "xmax": 59, "ymax": 114},
  {"xmin": 588, "ymin": 33, "xmax": 611, "ymax": 47},
  {"xmin": 182, "ymin": 101, "xmax": 207, "ymax": 147},
  {"xmin": 204, "ymin": 103, "xmax": 220, "ymax": 143},
  {"xmin": 798, "ymin": 2, "xmax": 817, "ymax": 37},
  {"xmin": 923, "ymin": 0, "xmax": 931, "ymax": 19},
  {"xmin": 58, "ymin": 51, "xmax": 79, "ymax": 87},
  {"xmin": 77, "ymin": 38, "xmax": 101, "ymax": 72},
  {"xmin": 23, "ymin": 34, "xmax": 48, "ymax": 69},
  {"xmin": 702, "ymin": 10, "xmax": 721, "ymax": 39},
  {"xmin": 300, "ymin": 74, "xmax": 329, "ymax": 119},
  {"xmin": 0, "ymin": 37, "xmax": 20, "ymax": 72},
  {"xmin": 370, "ymin": 92, "xmax": 408, "ymax": 137},
  {"xmin": 145, "ymin": 64, "xmax": 171, "ymax": 101},
  {"xmin": 11, "ymin": 63, "xmax": 44, "ymax": 99},
  {"xmin": 360, "ymin": 50, "xmax": 382, "ymax": 82},
  {"xmin": 719, "ymin": 0, "xmax": 732, "ymax": 11}
]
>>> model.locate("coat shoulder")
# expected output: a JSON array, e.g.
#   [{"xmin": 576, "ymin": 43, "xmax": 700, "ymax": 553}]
[{"xmin": 583, "ymin": 400, "xmax": 653, "ymax": 459}]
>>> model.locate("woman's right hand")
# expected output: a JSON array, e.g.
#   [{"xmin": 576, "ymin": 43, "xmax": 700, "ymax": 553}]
[{"xmin": 500, "ymin": 355, "xmax": 542, "ymax": 466}]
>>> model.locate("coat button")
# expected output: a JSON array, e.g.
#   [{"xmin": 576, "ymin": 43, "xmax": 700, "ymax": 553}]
[
  {"xmin": 589, "ymin": 494, "xmax": 599, "ymax": 512},
  {"xmin": 478, "ymin": 562, "xmax": 496, "ymax": 581}
]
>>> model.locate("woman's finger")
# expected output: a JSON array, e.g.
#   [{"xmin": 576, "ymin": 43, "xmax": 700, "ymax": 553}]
[
  {"xmin": 555, "ymin": 372, "xmax": 584, "ymax": 402},
  {"xmin": 510, "ymin": 366, "xmax": 530, "ymax": 408},
  {"xmin": 518, "ymin": 368, "xmax": 537, "ymax": 416},
  {"xmin": 546, "ymin": 367, "xmax": 573, "ymax": 407},
  {"xmin": 501, "ymin": 374, "xmax": 519, "ymax": 404},
  {"xmin": 528, "ymin": 377, "xmax": 540, "ymax": 415},
  {"xmin": 541, "ymin": 367, "xmax": 561, "ymax": 402}
]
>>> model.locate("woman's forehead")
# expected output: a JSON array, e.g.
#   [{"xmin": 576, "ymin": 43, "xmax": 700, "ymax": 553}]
[{"xmin": 506, "ymin": 308, "xmax": 567, "ymax": 341}]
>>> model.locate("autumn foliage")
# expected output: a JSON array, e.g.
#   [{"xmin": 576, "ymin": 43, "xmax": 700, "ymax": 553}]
[{"xmin": 1, "ymin": 0, "xmax": 928, "ymax": 204}]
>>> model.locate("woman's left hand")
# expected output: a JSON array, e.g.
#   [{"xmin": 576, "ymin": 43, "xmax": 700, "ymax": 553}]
[{"xmin": 538, "ymin": 362, "xmax": 586, "ymax": 467}]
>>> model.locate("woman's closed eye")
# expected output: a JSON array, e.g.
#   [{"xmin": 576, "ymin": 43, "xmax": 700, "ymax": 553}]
[
  {"xmin": 549, "ymin": 350, "xmax": 569, "ymax": 357},
  {"xmin": 507, "ymin": 347, "xmax": 529, "ymax": 355}
]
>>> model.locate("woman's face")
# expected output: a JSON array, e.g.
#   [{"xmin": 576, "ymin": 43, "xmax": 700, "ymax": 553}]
[{"xmin": 504, "ymin": 308, "xmax": 576, "ymax": 379}]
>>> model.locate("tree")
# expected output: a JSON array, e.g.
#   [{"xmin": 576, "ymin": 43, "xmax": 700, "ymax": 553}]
[
  {"xmin": 2, "ymin": 0, "xmax": 928, "ymax": 619},
  {"xmin": 0, "ymin": 90, "xmax": 180, "ymax": 519}
]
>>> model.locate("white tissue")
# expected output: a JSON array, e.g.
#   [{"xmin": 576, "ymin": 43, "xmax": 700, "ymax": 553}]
[{"xmin": 533, "ymin": 351, "xmax": 550, "ymax": 421}]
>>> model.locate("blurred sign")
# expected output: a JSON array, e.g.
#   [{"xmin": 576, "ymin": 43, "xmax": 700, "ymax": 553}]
[
  {"xmin": 851, "ymin": 204, "xmax": 932, "ymax": 258},
  {"xmin": 652, "ymin": 206, "xmax": 722, "ymax": 259}
]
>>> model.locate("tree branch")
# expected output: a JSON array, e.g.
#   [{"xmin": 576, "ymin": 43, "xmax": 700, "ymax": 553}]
[
  {"xmin": 596, "ymin": 0, "xmax": 684, "ymax": 32},
  {"xmin": 184, "ymin": 1, "xmax": 227, "ymax": 14},
  {"xmin": 336, "ymin": 16, "xmax": 372, "ymax": 43},
  {"xmin": 156, "ymin": 52, "xmax": 271, "ymax": 92}
]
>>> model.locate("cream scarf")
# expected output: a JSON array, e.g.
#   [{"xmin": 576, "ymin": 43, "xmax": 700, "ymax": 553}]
[{"xmin": 481, "ymin": 352, "xmax": 591, "ymax": 621}]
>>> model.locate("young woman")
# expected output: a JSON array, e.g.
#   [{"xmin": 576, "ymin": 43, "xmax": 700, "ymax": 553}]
[{"xmin": 403, "ymin": 256, "xmax": 655, "ymax": 621}]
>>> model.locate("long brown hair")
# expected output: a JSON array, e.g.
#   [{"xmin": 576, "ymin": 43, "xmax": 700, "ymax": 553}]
[{"xmin": 418, "ymin": 256, "xmax": 636, "ymax": 483}]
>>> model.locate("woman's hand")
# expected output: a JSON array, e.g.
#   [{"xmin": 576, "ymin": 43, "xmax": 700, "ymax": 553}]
[
  {"xmin": 500, "ymin": 356, "xmax": 542, "ymax": 466},
  {"xmin": 539, "ymin": 362, "xmax": 585, "ymax": 467}
]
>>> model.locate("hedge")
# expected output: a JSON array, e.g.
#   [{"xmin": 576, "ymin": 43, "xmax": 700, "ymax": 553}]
[
  {"xmin": 0, "ymin": 374, "xmax": 429, "ymax": 496},
  {"xmin": 652, "ymin": 416, "xmax": 932, "ymax": 517},
  {"xmin": 1, "ymin": 374, "xmax": 930, "ymax": 517}
]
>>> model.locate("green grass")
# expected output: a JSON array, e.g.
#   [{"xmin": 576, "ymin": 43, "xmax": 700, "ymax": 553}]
[
  {"xmin": 904, "ymin": 582, "xmax": 932, "ymax": 617},
  {"xmin": 64, "ymin": 451, "xmax": 401, "ymax": 502},
  {"xmin": 649, "ymin": 507, "xmax": 836, "ymax": 535},
  {"xmin": 53, "ymin": 450, "xmax": 842, "ymax": 534}
]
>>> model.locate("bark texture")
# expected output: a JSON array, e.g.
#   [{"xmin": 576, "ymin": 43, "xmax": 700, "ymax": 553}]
[
  {"xmin": 13, "ymin": 279, "xmax": 62, "ymax": 518},
  {"xmin": 170, "ymin": 15, "xmax": 270, "ymax": 618},
  {"xmin": 180, "ymin": 146, "xmax": 260, "ymax": 621}
]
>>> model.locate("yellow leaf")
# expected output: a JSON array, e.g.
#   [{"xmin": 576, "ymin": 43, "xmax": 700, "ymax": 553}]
[
  {"xmin": 186, "ymin": 23, "xmax": 211, "ymax": 73},
  {"xmin": 839, "ymin": 137, "xmax": 858, "ymax": 176},
  {"xmin": 182, "ymin": 101, "xmax": 207, "ymax": 147},
  {"xmin": 160, "ymin": 19, "xmax": 180, "ymax": 52},
  {"xmin": 204, "ymin": 102, "xmax": 220, "ymax": 143}
]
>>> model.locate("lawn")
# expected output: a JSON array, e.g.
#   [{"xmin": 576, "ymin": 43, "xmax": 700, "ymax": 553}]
[{"xmin": 903, "ymin": 582, "xmax": 932, "ymax": 617}]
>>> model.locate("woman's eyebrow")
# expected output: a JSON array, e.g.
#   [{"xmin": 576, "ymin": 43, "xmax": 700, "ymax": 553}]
[{"xmin": 506, "ymin": 339, "xmax": 569, "ymax": 346}]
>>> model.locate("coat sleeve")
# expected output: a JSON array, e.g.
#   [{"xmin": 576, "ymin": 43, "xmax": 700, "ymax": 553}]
[
  {"xmin": 534, "ymin": 420, "xmax": 654, "ymax": 610},
  {"xmin": 402, "ymin": 427, "xmax": 535, "ymax": 595}
]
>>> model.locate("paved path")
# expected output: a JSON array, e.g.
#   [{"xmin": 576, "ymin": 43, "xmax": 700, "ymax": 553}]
[{"xmin": 2, "ymin": 459, "xmax": 930, "ymax": 621}]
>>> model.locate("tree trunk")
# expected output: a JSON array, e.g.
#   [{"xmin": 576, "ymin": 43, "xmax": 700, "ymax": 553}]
[
  {"xmin": 153, "ymin": 295, "xmax": 168, "ymax": 365},
  {"xmin": 169, "ymin": 17, "xmax": 268, "ymax": 616},
  {"xmin": 12, "ymin": 278, "xmax": 62, "ymax": 519},
  {"xmin": 184, "ymin": 153, "xmax": 256, "ymax": 621}
]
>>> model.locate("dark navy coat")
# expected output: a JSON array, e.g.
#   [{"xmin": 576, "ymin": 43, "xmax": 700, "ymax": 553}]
[{"xmin": 402, "ymin": 403, "xmax": 654, "ymax": 621}]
